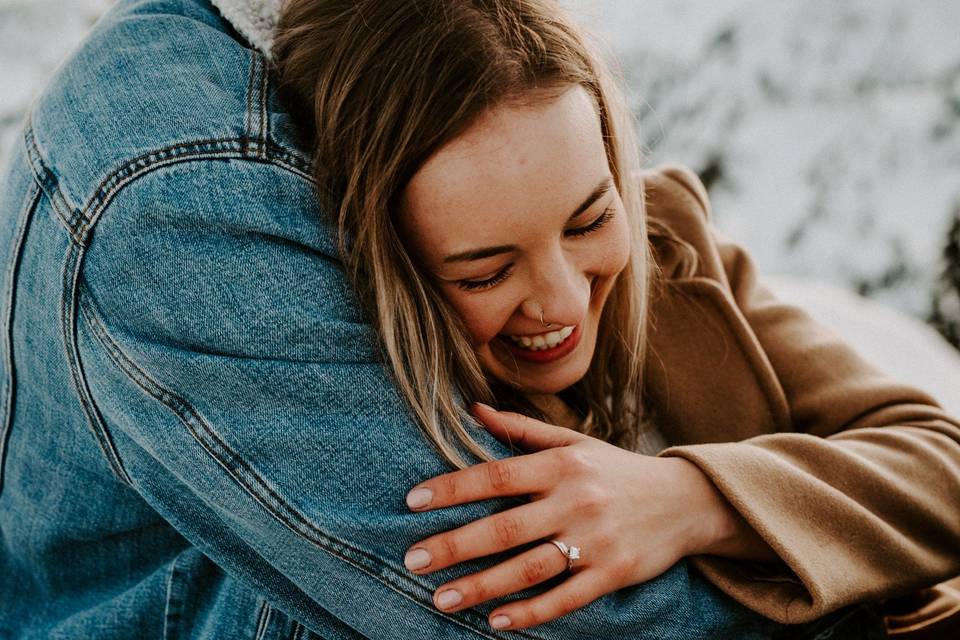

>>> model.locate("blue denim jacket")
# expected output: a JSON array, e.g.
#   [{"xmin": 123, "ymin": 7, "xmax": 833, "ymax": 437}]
[{"xmin": 0, "ymin": 1, "xmax": 886, "ymax": 638}]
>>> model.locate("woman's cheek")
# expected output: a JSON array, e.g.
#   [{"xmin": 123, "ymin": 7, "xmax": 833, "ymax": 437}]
[
  {"xmin": 445, "ymin": 292, "xmax": 513, "ymax": 348},
  {"xmin": 604, "ymin": 212, "xmax": 632, "ymax": 274}
]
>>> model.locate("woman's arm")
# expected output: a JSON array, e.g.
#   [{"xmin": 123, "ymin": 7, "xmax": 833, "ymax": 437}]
[
  {"xmin": 668, "ymin": 457, "xmax": 779, "ymax": 563},
  {"xmin": 652, "ymin": 164, "xmax": 960, "ymax": 624}
]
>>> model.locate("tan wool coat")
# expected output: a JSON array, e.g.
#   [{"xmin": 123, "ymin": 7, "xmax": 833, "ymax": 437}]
[{"xmin": 639, "ymin": 164, "xmax": 960, "ymax": 626}]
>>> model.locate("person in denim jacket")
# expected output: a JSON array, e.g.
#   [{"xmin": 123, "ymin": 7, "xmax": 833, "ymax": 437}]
[{"xmin": 0, "ymin": 0, "xmax": 950, "ymax": 638}]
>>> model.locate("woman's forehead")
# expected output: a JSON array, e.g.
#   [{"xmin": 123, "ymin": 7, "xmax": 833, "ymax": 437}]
[{"xmin": 398, "ymin": 85, "xmax": 610, "ymax": 262}]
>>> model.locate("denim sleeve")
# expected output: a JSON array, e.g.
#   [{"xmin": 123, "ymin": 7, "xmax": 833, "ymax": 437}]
[{"xmin": 74, "ymin": 159, "xmax": 778, "ymax": 639}]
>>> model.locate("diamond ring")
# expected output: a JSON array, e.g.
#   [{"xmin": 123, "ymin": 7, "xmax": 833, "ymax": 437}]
[{"xmin": 549, "ymin": 539, "xmax": 581, "ymax": 571}]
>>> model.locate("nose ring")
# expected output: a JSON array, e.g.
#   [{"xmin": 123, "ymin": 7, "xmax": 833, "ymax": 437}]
[{"xmin": 539, "ymin": 308, "xmax": 554, "ymax": 329}]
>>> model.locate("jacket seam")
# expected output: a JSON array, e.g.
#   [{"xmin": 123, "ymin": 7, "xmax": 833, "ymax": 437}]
[
  {"xmin": 0, "ymin": 180, "xmax": 42, "ymax": 494},
  {"xmin": 64, "ymin": 239, "xmax": 133, "ymax": 485},
  {"xmin": 254, "ymin": 600, "xmax": 273, "ymax": 640},
  {"xmin": 74, "ymin": 289, "xmax": 518, "ymax": 640},
  {"xmin": 21, "ymin": 136, "xmax": 315, "ymax": 488},
  {"xmin": 71, "ymin": 138, "xmax": 311, "ymax": 247},
  {"xmin": 23, "ymin": 126, "xmax": 84, "ymax": 244},
  {"xmin": 163, "ymin": 552, "xmax": 186, "ymax": 640}
]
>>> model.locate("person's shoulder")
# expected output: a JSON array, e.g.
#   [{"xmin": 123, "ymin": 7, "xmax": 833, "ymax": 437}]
[
  {"xmin": 639, "ymin": 163, "xmax": 725, "ymax": 280},
  {"xmin": 26, "ymin": 0, "xmax": 309, "ymax": 215},
  {"xmin": 640, "ymin": 163, "xmax": 712, "ymax": 231}
]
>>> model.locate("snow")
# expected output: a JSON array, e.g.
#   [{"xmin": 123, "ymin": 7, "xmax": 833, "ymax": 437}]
[
  {"xmin": 765, "ymin": 276, "xmax": 960, "ymax": 416},
  {"xmin": 2, "ymin": 0, "xmax": 958, "ymax": 406}
]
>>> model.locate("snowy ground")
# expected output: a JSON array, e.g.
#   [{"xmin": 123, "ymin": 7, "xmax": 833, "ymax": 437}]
[{"xmin": 1, "ymin": 0, "xmax": 959, "ymax": 406}]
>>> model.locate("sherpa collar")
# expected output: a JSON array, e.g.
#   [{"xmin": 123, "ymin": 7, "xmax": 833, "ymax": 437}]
[{"xmin": 209, "ymin": 0, "xmax": 281, "ymax": 57}]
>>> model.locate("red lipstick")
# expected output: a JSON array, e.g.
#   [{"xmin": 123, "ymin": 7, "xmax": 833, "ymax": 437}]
[{"xmin": 499, "ymin": 324, "xmax": 582, "ymax": 364}]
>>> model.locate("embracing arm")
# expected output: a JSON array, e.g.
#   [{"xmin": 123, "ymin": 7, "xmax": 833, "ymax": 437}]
[
  {"xmin": 75, "ymin": 159, "xmax": 778, "ymax": 639},
  {"xmin": 652, "ymin": 164, "xmax": 960, "ymax": 624}
]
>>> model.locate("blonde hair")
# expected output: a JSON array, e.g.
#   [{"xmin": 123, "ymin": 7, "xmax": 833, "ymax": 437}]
[{"xmin": 272, "ymin": 0, "xmax": 692, "ymax": 468}]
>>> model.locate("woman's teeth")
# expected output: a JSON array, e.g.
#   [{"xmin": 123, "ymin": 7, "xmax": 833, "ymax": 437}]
[{"xmin": 506, "ymin": 325, "xmax": 575, "ymax": 350}]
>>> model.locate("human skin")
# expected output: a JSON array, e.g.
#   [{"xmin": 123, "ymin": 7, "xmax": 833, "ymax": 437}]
[{"xmin": 397, "ymin": 85, "xmax": 777, "ymax": 631}]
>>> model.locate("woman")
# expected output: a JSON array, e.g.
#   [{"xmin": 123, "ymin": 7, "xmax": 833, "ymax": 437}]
[{"xmin": 271, "ymin": 0, "xmax": 960, "ymax": 634}]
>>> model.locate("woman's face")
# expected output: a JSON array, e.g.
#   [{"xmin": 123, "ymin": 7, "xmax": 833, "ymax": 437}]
[{"xmin": 398, "ymin": 85, "xmax": 632, "ymax": 394}]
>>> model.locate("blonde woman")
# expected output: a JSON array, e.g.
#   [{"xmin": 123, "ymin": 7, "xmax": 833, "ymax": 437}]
[
  {"xmin": 6, "ymin": 0, "xmax": 956, "ymax": 636},
  {"xmin": 271, "ymin": 0, "xmax": 960, "ymax": 636}
]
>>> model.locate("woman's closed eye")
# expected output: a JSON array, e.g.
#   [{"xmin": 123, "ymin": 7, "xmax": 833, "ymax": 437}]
[
  {"xmin": 455, "ymin": 207, "xmax": 616, "ymax": 292},
  {"xmin": 565, "ymin": 205, "xmax": 614, "ymax": 238},
  {"xmin": 456, "ymin": 264, "xmax": 515, "ymax": 291}
]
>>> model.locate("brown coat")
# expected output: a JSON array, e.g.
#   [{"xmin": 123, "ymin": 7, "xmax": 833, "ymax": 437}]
[{"xmin": 640, "ymin": 164, "xmax": 960, "ymax": 626}]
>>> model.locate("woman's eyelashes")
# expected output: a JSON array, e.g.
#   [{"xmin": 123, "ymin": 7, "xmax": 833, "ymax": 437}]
[
  {"xmin": 454, "ymin": 206, "xmax": 615, "ymax": 292},
  {"xmin": 457, "ymin": 264, "xmax": 514, "ymax": 291},
  {"xmin": 565, "ymin": 205, "xmax": 614, "ymax": 238}
]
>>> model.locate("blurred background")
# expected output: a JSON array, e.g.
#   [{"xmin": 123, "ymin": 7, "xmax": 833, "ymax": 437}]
[{"xmin": 1, "ymin": 0, "xmax": 959, "ymax": 405}]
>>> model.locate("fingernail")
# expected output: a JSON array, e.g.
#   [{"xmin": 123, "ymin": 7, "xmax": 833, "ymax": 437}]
[
  {"xmin": 404, "ymin": 547, "xmax": 431, "ymax": 571},
  {"xmin": 491, "ymin": 614, "xmax": 511, "ymax": 629},
  {"xmin": 406, "ymin": 487, "xmax": 432, "ymax": 510},
  {"xmin": 474, "ymin": 402, "xmax": 495, "ymax": 412},
  {"xmin": 436, "ymin": 589, "xmax": 462, "ymax": 609}
]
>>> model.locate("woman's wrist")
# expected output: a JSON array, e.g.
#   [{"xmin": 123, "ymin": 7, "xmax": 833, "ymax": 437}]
[{"xmin": 667, "ymin": 457, "xmax": 779, "ymax": 563}]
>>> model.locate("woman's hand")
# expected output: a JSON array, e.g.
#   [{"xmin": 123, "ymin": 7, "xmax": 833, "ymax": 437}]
[{"xmin": 402, "ymin": 403, "xmax": 776, "ymax": 632}]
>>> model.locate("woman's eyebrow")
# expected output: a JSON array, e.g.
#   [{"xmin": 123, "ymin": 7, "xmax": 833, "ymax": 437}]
[{"xmin": 442, "ymin": 176, "xmax": 613, "ymax": 264}]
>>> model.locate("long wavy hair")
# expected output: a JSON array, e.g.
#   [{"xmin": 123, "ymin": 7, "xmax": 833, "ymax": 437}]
[{"xmin": 271, "ymin": 0, "xmax": 696, "ymax": 469}]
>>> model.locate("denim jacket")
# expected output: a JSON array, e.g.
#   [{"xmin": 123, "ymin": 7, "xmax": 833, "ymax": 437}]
[{"xmin": 0, "ymin": 1, "xmax": 886, "ymax": 638}]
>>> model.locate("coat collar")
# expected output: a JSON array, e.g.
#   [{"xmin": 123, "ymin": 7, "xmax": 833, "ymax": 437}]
[{"xmin": 209, "ymin": 0, "xmax": 281, "ymax": 57}]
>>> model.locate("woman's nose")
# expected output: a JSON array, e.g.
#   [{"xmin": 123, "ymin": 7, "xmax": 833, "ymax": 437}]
[{"xmin": 521, "ymin": 254, "xmax": 591, "ymax": 327}]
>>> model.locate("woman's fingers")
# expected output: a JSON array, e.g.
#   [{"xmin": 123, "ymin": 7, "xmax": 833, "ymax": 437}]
[
  {"xmin": 406, "ymin": 447, "xmax": 563, "ymax": 511},
  {"xmin": 472, "ymin": 402, "xmax": 584, "ymax": 451},
  {"xmin": 429, "ymin": 541, "xmax": 569, "ymax": 614},
  {"xmin": 405, "ymin": 500, "xmax": 560, "ymax": 574},
  {"xmin": 486, "ymin": 566, "xmax": 607, "ymax": 631}
]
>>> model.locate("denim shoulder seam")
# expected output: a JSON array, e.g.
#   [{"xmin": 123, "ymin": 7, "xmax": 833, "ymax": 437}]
[
  {"xmin": 23, "ymin": 124, "xmax": 83, "ymax": 244},
  {"xmin": 65, "ymin": 238, "xmax": 133, "ymax": 486},
  {"xmin": 71, "ymin": 137, "xmax": 313, "ymax": 247},
  {"xmin": 244, "ymin": 49, "xmax": 269, "ymax": 160},
  {"xmin": 74, "ymin": 286, "xmax": 516, "ymax": 640},
  {"xmin": 0, "ymin": 179, "xmax": 42, "ymax": 495}
]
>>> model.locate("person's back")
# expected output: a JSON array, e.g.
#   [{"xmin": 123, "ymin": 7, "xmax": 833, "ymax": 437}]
[{"xmin": 0, "ymin": 1, "xmax": 886, "ymax": 637}]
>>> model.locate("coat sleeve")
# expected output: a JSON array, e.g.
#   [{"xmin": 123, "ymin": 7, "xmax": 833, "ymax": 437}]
[
  {"xmin": 654, "ymin": 164, "xmax": 960, "ymax": 625},
  {"xmin": 74, "ymin": 158, "xmax": 781, "ymax": 639}
]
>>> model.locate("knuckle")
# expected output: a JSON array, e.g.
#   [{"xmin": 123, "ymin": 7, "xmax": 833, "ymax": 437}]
[
  {"xmin": 572, "ymin": 484, "xmax": 609, "ymax": 513},
  {"xmin": 438, "ymin": 534, "xmax": 460, "ymax": 563},
  {"xmin": 485, "ymin": 459, "xmax": 515, "ymax": 492},
  {"xmin": 557, "ymin": 591, "xmax": 581, "ymax": 616},
  {"xmin": 470, "ymin": 578, "xmax": 493, "ymax": 603},
  {"xmin": 492, "ymin": 513, "xmax": 524, "ymax": 547},
  {"xmin": 519, "ymin": 556, "xmax": 550, "ymax": 585},
  {"xmin": 556, "ymin": 447, "xmax": 591, "ymax": 474},
  {"xmin": 438, "ymin": 474, "xmax": 458, "ymax": 502}
]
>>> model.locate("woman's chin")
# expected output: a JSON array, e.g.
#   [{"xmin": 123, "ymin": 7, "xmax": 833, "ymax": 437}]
[
  {"xmin": 477, "ymin": 328, "xmax": 596, "ymax": 395},
  {"xmin": 483, "ymin": 348, "xmax": 592, "ymax": 395}
]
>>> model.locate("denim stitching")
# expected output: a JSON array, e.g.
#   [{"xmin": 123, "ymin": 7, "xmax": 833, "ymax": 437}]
[
  {"xmin": 163, "ymin": 552, "xmax": 186, "ymax": 640},
  {"xmin": 76, "ymin": 290, "xmax": 523, "ymax": 639},
  {"xmin": 254, "ymin": 601, "xmax": 273, "ymax": 640},
  {"xmin": 245, "ymin": 50, "xmax": 256, "ymax": 146},
  {"xmin": 266, "ymin": 145, "xmax": 312, "ymax": 182},
  {"xmin": 22, "ymin": 126, "xmax": 83, "ymax": 243},
  {"xmin": 75, "ymin": 138, "xmax": 250, "ymax": 241},
  {"xmin": 256, "ymin": 54, "xmax": 269, "ymax": 160},
  {"xmin": 64, "ymin": 241, "xmax": 132, "ymax": 485},
  {"xmin": 0, "ymin": 180, "xmax": 41, "ymax": 495}
]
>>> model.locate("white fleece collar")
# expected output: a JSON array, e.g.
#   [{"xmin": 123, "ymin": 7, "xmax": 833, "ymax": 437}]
[{"xmin": 209, "ymin": 0, "xmax": 281, "ymax": 57}]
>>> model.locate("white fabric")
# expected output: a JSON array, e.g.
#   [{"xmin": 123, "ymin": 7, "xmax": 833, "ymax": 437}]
[{"xmin": 209, "ymin": 0, "xmax": 281, "ymax": 57}]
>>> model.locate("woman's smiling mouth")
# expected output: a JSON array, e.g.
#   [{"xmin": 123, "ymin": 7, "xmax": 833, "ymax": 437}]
[{"xmin": 498, "ymin": 324, "xmax": 582, "ymax": 364}]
